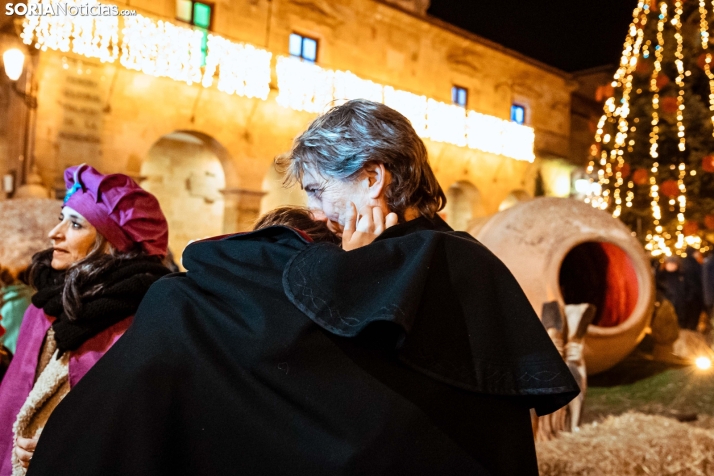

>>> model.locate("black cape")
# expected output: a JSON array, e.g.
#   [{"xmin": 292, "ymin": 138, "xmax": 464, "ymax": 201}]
[{"xmin": 28, "ymin": 216, "xmax": 578, "ymax": 476}]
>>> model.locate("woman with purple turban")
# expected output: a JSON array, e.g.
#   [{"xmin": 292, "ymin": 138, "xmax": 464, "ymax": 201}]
[{"xmin": 0, "ymin": 165, "xmax": 170, "ymax": 476}]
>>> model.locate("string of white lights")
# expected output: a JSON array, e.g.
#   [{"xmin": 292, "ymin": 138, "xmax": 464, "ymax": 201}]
[
  {"xmin": 592, "ymin": 0, "xmax": 708, "ymax": 257},
  {"xmin": 275, "ymin": 56, "xmax": 535, "ymax": 162},
  {"xmin": 333, "ymin": 70, "xmax": 384, "ymax": 104},
  {"xmin": 588, "ymin": 1, "xmax": 647, "ymax": 212},
  {"xmin": 646, "ymin": 2, "xmax": 667, "ymax": 256},
  {"xmin": 700, "ymin": 0, "xmax": 714, "ymax": 132},
  {"xmin": 275, "ymin": 57, "xmax": 335, "ymax": 113},
  {"xmin": 672, "ymin": 0, "xmax": 687, "ymax": 249},
  {"xmin": 120, "ymin": 16, "xmax": 204, "ymax": 85},
  {"xmin": 22, "ymin": 6, "xmax": 534, "ymax": 162},
  {"xmin": 612, "ymin": 5, "xmax": 647, "ymax": 218},
  {"xmin": 202, "ymin": 35, "xmax": 272, "ymax": 100},
  {"xmin": 21, "ymin": 0, "xmax": 118, "ymax": 62},
  {"xmin": 383, "ymin": 86, "xmax": 428, "ymax": 136}
]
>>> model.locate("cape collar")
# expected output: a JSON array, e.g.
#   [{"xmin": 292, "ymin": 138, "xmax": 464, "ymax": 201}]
[{"xmin": 375, "ymin": 214, "xmax": 452, "ymax": 242}]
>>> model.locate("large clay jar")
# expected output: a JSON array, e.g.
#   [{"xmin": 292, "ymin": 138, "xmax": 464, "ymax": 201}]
[{"xmin": 470, "ymin": 197, "xmax": 654, "ymax": 375}]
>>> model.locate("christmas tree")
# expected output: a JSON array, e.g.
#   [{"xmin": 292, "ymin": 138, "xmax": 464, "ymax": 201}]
[{"xmin": 588, "ymin": 0, "xmax": 714, "ymax": 256}]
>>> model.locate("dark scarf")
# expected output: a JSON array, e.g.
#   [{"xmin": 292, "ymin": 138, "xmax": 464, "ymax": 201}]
[{"xmin": 31, "ymin": 255, "xmax": 170, "ymax": 353}]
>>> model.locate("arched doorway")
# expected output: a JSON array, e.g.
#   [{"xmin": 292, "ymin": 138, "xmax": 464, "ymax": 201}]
[
  {"xmin": 140, "ymin": 131, "xmax": 229, "ymax": 263},
  {"xmin": 443, "ymin": 181, "xmax": 484, "ymax": 231},
  {"xmin": 259, "ymin": 165, "xmax": 307, "ymax": 216},
  {"xmin": 498, "ymin": 189, "xmax": 532, "ymax": 212}
]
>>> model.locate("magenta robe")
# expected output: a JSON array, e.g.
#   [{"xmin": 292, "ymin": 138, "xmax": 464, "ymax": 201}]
[{"xmin": 0, "ymin": 305, "xmax": 132, "ymax": 476}]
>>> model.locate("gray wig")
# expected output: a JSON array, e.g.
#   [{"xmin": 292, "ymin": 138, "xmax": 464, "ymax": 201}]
[{"xmin": 277, "ymin": 99, "xmax": 446, "ymax": 220}]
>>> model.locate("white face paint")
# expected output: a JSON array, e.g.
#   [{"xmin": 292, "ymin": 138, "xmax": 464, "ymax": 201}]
[
  {"xmin": 301, "ymin": 165, "xmax": 370, "ymax": 236},
  {"xmin": 47, "ymin": 206, "xmax": 98, "ymax": 270}
]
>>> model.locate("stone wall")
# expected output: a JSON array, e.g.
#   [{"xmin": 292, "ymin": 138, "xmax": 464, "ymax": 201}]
[{"xmin": 3, "ymin": 0, "xmax": 576, "ymax": 256}]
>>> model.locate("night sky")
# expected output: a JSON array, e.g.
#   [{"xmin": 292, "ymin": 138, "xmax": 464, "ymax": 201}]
[{"xmin": 427, "ymin": 0, "xmax": 637, "ymax": 73}]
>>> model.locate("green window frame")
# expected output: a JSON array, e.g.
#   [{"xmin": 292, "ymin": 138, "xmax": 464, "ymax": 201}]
[{"xmin": 176, "ymin": 0, "xmax": 213, "ymax": 66}]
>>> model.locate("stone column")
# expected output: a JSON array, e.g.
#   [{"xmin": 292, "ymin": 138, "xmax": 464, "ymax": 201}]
[{"xmin": 221, "ymin": 187, "xmax": 267, "ymax": 234}]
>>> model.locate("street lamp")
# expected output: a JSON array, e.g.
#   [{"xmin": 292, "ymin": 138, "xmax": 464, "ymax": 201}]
[
  {"xmin": 2, "ymin": 48, "xmax": 25, "ymax": 81},
  {"xmin": 2, "ymin": 45, "xmax": 37, "ymax": 187}
]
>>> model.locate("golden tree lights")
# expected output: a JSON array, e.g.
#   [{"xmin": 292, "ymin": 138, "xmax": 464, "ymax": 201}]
[
  {"xmin": 648, "ymin": 2, "xmax": 668, "ymax": 256},
  {"xmin": 587, "ymin": 0, "xmax": 714, "ymax": 257},
  {"xmin": 672, "ymin": 0, "xmax": 688, "ymax": 249},
  {"xmin": 700, "ymin": 0, "xmax": 714, "ymax": 130},
  {"xmin": 588, "ymin": 2, "xmax": 647, "ymax": 212}
]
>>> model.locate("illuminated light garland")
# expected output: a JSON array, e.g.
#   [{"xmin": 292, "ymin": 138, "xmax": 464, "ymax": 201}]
[
  {"xmin": 672, "ymin": 0, "xmax": 687, "ymax": 247},
  {"xmin": 383, "ymin": 86, "xmax": 428, "ymax": 136},
  {"xmin": 501, "ymin": 121, "xmax": 537, "ymax": 161},
  {"xmin": 21, "ymin": 0, "xmax": 73, "ymax": 52},
  {"xmin": 469, "ymin": 112, "xmax": 538, "ymax": 161},
  {"xmin": 22, "ymin": 3, "xmax": 271, "ymax": 94},
  {"xmin": 202, "ymin": 35, "xmax": 272, "ymax": 100},
  {"xmin": 613, "ymin": 8, "xmax": 646, "ymax": 218},
  {"xmin": 333, "ymin": 70, "xmax": 384, "ymax": 104},
  {"xmin": 589, "ymin": 2, "xmax": 647, "ymax": 213},
  {"xmin": 426, "ymin": 99, "xmax": 467, "ymax": 147},
  {"xmin": 700, "ymin": 0, "xmax": 714, "ymax": 131},
  {"xmin": 21, "ymin": 0, "xmax": 118, "ymax": 62},
  {"xmin": 586, "ymin": 0, "xmax": 708, "ymax": 257},
  {"xmin": 120, "ymin": 16, "xmax": 204, "ymax": 85},
  {"xmin": 72, "ymin": 14, "xmax": 118, "ymax": 63},
  {"xmin": 276, "ymin": 56, "xmax": 535, "ymax": 162},
  {"xmin": 646, "ymin": 2, "xmax": 667, "ymax": 254},
  {"xmin": 467, "ymin": 111, "xmax": 510, "ymax": 156},
  {"xmin": 21, "ymin": 6, "xmax": 534, "ymax": 162},
  {"xmin": 275, "ymin": 56, "xmax": 335, "ymax": 113}
]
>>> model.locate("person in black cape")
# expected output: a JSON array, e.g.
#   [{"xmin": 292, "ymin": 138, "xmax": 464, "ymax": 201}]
[{"xmin": 27, "ymin": 101, "xmax": 579, "ymax": 476}]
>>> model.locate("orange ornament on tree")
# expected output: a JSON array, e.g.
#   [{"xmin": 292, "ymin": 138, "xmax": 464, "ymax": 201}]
[
  {"xmin": 683, "ymin": 221, "xmax": 699, "ymax": 236},
  {"xmin": 703, "ymin": 155, "xmax": 714, "ymax": 172},
  {"xmin": 633, "ymin": 168, "xmax": 649, "ymax": 185},
  {"xmin": 698, "ymin": 52, "xmax": 710, "ymax": 70},
  {"xmin": 595, "ymin": 84, "xmax": 615, "ymax": 102},
  {"xmin": 635, "ymin": 59, "xmax": 652, "ymax": 75},
  {"xmin": 704, "ymin": 214, "xmax": 714, "ymax": 230},
  {"xmin": 660, "ymin": 179, "xmax": 679, "ymax": 198},
  {"xmin": 616, "ymin": 163, "xmax": 631, "ymax": 178},
  {"xmin": 656, "ymin": 74, "xmax": 670, "ymax": 89},
  {"xmin": 661, "ymin": 96, "xmax": 678, "ymax": 114}
]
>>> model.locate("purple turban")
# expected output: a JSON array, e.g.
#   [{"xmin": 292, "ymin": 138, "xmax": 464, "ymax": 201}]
[{"xmin": 63, "ymin": 164, "xmax": 169, "ymax": 257}]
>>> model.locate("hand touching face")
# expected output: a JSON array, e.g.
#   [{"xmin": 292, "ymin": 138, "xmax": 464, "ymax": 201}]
[
  {"xmin": 301, "ymin": 163, "xmax": 392, "ymax": 237},
  {"xmin": 341, "ymin": 202, "xmax": 398, "ymax": 251}
]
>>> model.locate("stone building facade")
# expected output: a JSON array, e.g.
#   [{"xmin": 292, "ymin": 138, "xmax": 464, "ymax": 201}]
[{"xmin": 0, "ymin": 0, "xmax": 578, "ymax": 259}]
